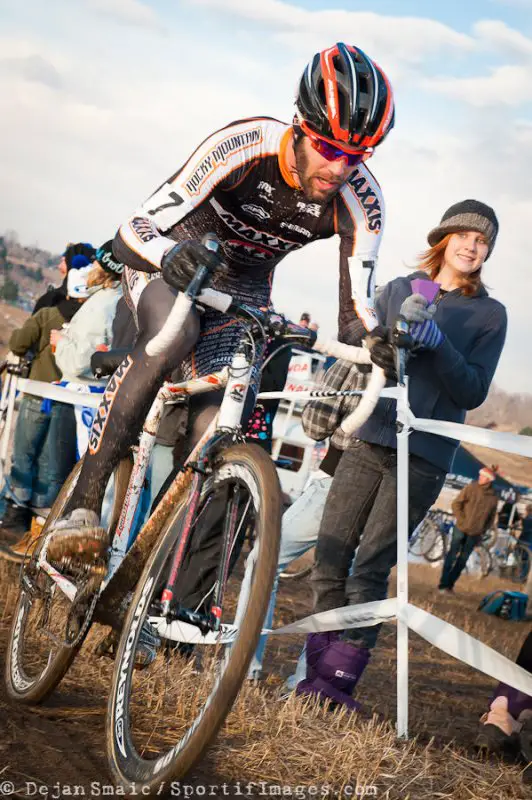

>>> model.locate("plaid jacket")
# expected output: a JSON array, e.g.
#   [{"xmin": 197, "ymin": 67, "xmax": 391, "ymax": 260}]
[{"xmin": 301, "ymin": 359, "xmax": 370, "ymax": 450}]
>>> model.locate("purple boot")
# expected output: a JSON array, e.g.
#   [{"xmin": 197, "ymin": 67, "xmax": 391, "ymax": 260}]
[
  {"xmin": 296, "ymin": 632, "xmax": 370, "ymax": 711},
  {"xmin": 477, "ymin": 683, "xmax": 532, "ymax": 754}
]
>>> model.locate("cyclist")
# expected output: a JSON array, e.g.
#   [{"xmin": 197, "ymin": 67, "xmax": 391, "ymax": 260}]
[{"xmin": 45, "ymin": 42, "xmax": 395, "ymax": 562}]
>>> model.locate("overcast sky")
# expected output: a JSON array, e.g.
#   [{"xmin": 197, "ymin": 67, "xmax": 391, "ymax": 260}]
[{"xmin": 1, "ymin": 0, "xmax": 532, "ymax": 392}]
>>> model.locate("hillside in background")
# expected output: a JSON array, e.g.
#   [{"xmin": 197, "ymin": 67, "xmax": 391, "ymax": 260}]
[
  {"xmin": 0, "ymin": 230, "xmax": 60, "ymax": 311},
  {"xmin": 0, "ymin": 301, "xmax": 30, "ymax": 359},
  {"xmin": 467, "ymin": 385, "xmax": 531, "ymax": 435}
]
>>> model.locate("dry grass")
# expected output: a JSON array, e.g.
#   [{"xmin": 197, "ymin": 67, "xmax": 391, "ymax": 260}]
[{"xmin": 0, "ymin": 559, "xmax": 531, "ymax": 798}]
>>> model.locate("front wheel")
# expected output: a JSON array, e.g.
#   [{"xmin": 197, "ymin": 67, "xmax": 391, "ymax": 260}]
[{"xmin": 106, "ymin": 443, "xmax": 282, "ymax": 791}]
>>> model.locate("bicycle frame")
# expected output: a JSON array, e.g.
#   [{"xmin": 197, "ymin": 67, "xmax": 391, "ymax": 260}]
[
  {"xmin": 34, "ymin": 350, "xmax": 372, "ymax": 614},
  {"xmin": 27, "ymin": 284, "xmax": 383, "ymax": 629}
]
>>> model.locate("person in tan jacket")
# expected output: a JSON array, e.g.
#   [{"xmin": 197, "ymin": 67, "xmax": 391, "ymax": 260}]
[
  {"xmin": 0, "ymin": 273, "xmax": 87, "ymax": 545},
  {"xmin": 439, "ymin": 466, "xmax": 499, "ymax": 592}
]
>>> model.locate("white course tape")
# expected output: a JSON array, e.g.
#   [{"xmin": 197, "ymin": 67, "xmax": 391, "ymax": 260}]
[
  {"xmin": 402, "ymin": 602, "xmax": 532, "ymax": 696},
  {"xmin": 269, "ymin": 597, "xmax": 397, "ymax": 635},
  {"xmin": 17, "ymin": 378, "xmax": 102, "ymax": 409},
  {"xmin": 257, "ymin": 387, "xmax": 399, "ymax": 402},
  {"xmin": 411, "ymin": 416, "xmax": 532, "ymax": 459}
]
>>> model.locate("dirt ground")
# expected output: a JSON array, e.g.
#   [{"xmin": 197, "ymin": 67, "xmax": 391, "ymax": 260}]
[{"xmin": 0, "ymin": 559, "xmax": 531, "ymax": 799}]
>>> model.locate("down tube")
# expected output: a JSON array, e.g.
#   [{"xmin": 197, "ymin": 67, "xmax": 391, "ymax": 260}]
[{"xmin": 396, "ymin": 379, "xmax": 410, "ymax": 739}]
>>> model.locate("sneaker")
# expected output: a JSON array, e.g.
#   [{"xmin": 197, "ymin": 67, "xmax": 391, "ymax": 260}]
[
  {"xmin": 46, "ymin": 508, "xmax": 108, "ymax": 563},
  {"xmin": 0, "ymin": 500, "xmax": 32, "ymax": 545},
  {"xmin": 95, "ymin": 621, "xmax": 161, "ymax": 670},
  {"xmin": 0, "ymin": 518, "xmax": 43, "ymax": 563},
  {"xmin": 476, "ymin": 696, "xmax": 521, "ymax": 754},
  {"xmin": 438, "ymin": 587, "xmax": 454, "ymax": 594}
]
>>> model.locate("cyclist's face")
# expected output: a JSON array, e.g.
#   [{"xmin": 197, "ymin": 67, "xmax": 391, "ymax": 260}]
[{"xmin": 294, "ymin": 135, "xmax": 358, "ymax": 202}]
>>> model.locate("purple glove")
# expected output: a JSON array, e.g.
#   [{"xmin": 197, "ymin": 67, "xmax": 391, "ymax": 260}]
[{"xmin": 409, "ymin": 319, "xmax": 444, "ymax": 351}]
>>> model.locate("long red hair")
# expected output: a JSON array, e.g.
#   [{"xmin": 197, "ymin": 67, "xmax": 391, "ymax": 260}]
[{"xmin": 416, "ymin": 233, "xmax": 484, "ymax": 297}]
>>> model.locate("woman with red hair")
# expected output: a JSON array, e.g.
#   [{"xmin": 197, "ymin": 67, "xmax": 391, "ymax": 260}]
[{"xmin": 296, "ymin": 199, "xmax": 508, "ymax": 710}]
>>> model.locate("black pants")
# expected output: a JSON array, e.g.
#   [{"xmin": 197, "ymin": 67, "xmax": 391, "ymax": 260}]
[
  {"xmin": 312, "ymin": 440, "xmax": 446, "ymax": 649},
  {"xmin": 439, "ymin": 526, "xmax": 480, "ymax": 589}
]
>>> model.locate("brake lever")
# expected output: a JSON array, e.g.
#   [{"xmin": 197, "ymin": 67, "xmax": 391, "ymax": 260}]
[
  {"xmin": 391, "ymin": 316, "xmax": 413, "ymax": 386},
  {"xmin": 184, "ymin": 233, "xmax": 220, "ymax": 300}
]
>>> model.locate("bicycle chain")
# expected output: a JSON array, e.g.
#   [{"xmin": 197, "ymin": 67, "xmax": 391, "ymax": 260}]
[{"xmin": 37, "ymin": 562, "xmax": 105, "ymax": 650}]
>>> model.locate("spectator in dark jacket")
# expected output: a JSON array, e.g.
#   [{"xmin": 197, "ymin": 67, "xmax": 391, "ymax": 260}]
[
  {"xmin": 297, "ymin": 199, "xmax": 507, "ymax": 711},
  {"xmin": 439, "ymin": 467, "xmax": 499, "ymax": 592},
  {"xmin": 33, "ymin": 242, "xmax": 95, "ymax": 314}
]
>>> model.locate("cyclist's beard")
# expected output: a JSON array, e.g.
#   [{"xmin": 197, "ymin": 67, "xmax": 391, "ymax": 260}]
[{"xmin": 294, "ymin": 138, "xmax": 345, "ymax": 203}]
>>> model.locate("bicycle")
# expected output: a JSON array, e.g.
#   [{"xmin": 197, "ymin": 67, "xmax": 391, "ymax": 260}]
[
  {"xmin": 409, "ymin": 508, "xmax": 492, "ymax": 577},
  {"xmin": 409, "ymin": 509, "xmax": 453, "ymax": 563},
  {"xmin": 488, "ymin": 529, "xmax": 532, "ymax": 584},
  {"xmin": 5, "ymin": 246, "xmax": 382, "ymax": 793}
]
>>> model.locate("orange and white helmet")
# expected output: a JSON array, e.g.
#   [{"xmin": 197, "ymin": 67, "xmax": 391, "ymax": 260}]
[{"xmin": 295, "ymin": 43, "xmax": 395, "ymax": 150}]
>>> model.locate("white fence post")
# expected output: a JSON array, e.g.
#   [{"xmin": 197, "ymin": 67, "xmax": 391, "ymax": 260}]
[
  {"xmin": 395, "ymin": 378, "xmax": 410, "ymax": 738},
  {"xmin": 0, "ymin": 372, "xmax": 19, "ymax": 483}
]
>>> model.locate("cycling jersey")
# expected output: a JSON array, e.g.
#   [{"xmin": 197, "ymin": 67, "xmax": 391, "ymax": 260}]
[
  {"xmin": 63, "ymin": 117, "xmax": 385, "ymax": 520},
  {"xmin": 116, "ymin": 116, "xmax": 385, "ymax": 372}
]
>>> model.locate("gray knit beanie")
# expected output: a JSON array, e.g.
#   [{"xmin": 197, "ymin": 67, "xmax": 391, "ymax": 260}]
[{"xmin": 427, "ymin": 199, "xmax": 498, "ymax": 259}]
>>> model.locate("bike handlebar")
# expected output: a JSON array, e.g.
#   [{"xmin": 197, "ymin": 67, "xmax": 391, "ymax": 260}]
[{"xmin": 145, "ymin": 236, "xmax": 389, "ymax": 435}]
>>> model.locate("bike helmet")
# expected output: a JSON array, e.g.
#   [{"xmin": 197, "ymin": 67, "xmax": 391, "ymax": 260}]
[{"xmin": 295, "ymin": 42, "xmax": 395, "ymax": 150}]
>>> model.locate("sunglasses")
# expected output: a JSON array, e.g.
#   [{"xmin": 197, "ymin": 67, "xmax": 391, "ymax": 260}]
[{"xmin": 300, "ymin": 120, "xmax": 373, "ymax": 167}]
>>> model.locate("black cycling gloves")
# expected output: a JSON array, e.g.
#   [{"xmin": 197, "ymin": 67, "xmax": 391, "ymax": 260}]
[{"xmin": 161, "ymin": 240, "xmax": 224, "ymax": 293}]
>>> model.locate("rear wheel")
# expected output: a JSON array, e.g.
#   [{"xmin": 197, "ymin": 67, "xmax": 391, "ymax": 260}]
[
  {"xmin": 5, "ymin": 457, "xmax": 132, "ymax": 704},
  {"xmin": 410, "ymin": 517, "xmax": 445, "ymax": 562},
  {"xmin": 106, "ymin": 443, "xmax": 282, "ymax": 791}
]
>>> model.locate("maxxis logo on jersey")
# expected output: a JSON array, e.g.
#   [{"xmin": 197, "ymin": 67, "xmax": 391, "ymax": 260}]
[
  {"xmin": 130, "ymin": 216, "xmax": 158, "ymax": 244},
  {"xmin": 211, "ymin": 197, "xmax": 298, "ymax": 253},
  {"xmin": 350, "ymin": 170, "xmax": 382, "ymax": 232},
  {"xmin": 185, "ymin": 126, "xmax": 263, "ymax": 196},
  {"xmin": 88, "ymin": 355, "xmax": 134, "ymax": 455}
]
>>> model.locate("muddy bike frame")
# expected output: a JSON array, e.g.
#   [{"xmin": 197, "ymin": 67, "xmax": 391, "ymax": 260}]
[{"xmin": 32, "ymin": 291, "xmax": 384, "ymax": 639}]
